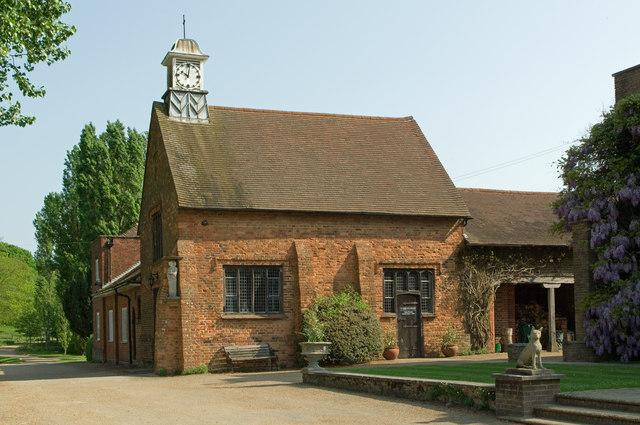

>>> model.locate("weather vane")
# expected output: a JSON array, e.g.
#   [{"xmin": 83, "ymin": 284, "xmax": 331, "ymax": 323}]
[{"xmin": 182, "ymin": 14, "xmax": 186, "ymax": 39}]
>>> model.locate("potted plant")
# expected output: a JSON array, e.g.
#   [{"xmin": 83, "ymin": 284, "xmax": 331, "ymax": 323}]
[
  {"xmin": 299, "ymin": 309, "xmax": 331, "ymax": 370},
  {"xmin": 441, "ymin": 326, "xmax": 459, "ymax": 357},
  {"xmin": 382, "ymin": 331, "xmax": 400, "ymax": 360}
]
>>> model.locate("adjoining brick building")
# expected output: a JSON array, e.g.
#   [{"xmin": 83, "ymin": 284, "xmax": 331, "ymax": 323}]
[
  {"xmin": 91, "ymin": 225, "xmax": 141, "ymax": 364},
  {"xmin": 92, "ymin": 38, "xmax": 472, "ymax": 372},
  {"xmin": 459, "ymin": 188, "xmax": 574, "ymax": 350}
]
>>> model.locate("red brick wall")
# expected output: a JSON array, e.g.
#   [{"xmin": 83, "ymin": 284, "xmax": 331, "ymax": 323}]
[
  {"xmin": 137, "ymin": 109, "xmax": 182, "ymax": 370},
  {"xmin": 571, "ymin": 222, "xmax": 594, "ymax": 341},
  {"xmin": 495, "ymin": 283, "xmax": 516, "ymax": 346},
  {"xmin": 109, "ymin": 238, "xmax": 140, "ymax": 279},
  {"xmin": 172, "ymin": 209, "xmax": 466, "ymax": 371},
  {"xmin": 92, "ymin": 289, "xmax": 138, "ymax": 365}
]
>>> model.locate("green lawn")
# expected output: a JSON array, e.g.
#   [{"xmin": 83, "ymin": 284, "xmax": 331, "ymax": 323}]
[
  {"xmin": 0, "ymin": 357, "xmax": 23, "ymax": 364},
  {"xmin": 31, "ymin": 353, "xmax": 86, "ymax": 362},
  {"xmin": 15, "ymin": 343, "xmax": 86, "ymax": 362},
  {"xmin": 342, "ymin": 362, "xmax": 640, "ymax": 393}
]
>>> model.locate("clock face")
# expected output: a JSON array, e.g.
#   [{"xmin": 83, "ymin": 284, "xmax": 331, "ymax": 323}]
[{"xmin": 175, "ymin": 62, "xmax": 201, "ymax": 90}]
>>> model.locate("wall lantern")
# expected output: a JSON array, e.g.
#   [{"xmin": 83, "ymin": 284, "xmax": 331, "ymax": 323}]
[{"xmin": 167, "ymin": 260, "xmax": 178, "ymax": 298}]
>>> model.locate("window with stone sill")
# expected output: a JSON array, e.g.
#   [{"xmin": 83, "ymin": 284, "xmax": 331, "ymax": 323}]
[
  {"xmin": 223, "ymin": 266, "xmax": 282, "ymax": 314},
  {"xmin": 383, "ymin": 268, "xmax": 435, "ymax": 315}
]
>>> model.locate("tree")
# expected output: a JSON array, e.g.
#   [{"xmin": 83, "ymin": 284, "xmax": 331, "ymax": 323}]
[
  {"xmin": 0, "ymin": 242, "xmax": 37, "ymax": 325},
  {"xmin": 33, "ymin": 274, "xmax": 63, "ymax": 350},
  {"xmin": 57, "ymin": 315, "xmax": 72, "ymax": 355},
  {"xmin": 555, "ymin": 95, "xmax": 640, "ymax": 361},
  {"xmin": 33, "ymin": 121, "xmax": 146, "ymax": 336},
  {"xmin": 0, "ymin": 0, "xmax": 76, "ymax": 127}
]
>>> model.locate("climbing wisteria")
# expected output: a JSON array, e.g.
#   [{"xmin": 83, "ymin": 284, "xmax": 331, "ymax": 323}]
[{"xmin": 555, "ymin": 95, "xmax": 640, "ymax": 361}]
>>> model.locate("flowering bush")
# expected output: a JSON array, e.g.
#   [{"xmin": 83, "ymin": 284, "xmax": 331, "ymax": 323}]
[{"xmin": 555, "ymin": 94, "xmax": 640, "ymax": 361}]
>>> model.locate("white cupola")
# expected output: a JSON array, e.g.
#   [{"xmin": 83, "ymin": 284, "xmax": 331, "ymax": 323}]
[{"xmin": 161, "ymin": 38, "xmax": 209, "ymax": 123}]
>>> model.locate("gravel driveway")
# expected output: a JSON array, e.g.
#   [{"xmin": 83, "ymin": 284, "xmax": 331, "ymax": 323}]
[{"xmin": 0, "ymin": 358, "xmax": 502, "ymax": 424}]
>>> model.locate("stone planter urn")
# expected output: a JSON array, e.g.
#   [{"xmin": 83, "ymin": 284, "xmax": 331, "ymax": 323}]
[
  {"xmin": 383, "ymin": 347, "xmax": 400, "ymax": 360},
  {"xmin": 299, "ymin": 342, "xmax": 331, "ymax": 370},
  {"xmin": 441, "ymin": 344, "xmax": 459, "ymax": 357}
]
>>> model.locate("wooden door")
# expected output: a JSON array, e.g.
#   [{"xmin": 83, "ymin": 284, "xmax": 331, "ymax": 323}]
[{"xmin": 396, "ymin": 292, "xmax": 422, "ymax": 358}]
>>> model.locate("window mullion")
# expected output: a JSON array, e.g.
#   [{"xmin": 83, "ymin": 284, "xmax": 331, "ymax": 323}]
[{"xmin": 251, "ymin": 267, "xmax": 255, "ymax": 314}]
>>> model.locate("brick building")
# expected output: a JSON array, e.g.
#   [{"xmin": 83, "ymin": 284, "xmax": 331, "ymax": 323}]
[
  {"xmin": 459, "ymin": 189, "xmax": 574, "ymax": 349},
  {"xmin": 91, "ymin": 38, "xmax": 472, "ymax": 372},
  {"xmin": 91, "ymin": 226, "xmax": 141, "ymax": 364}
]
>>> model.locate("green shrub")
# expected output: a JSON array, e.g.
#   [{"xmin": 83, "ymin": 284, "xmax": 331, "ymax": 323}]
[
  {"xmin": 181, "ymin": 364, "xmax": 209, "ymax": 375},
  {"xmin": 85, "ymin": 335, "xmax": 93, "ymax": 362},
  {"xmin": 441, "ymin": 326, "xmax": 459, "ymax": 347},
  {"xmin": 308, "ymin": 290, "xmax": 382, "ymax": 365},
  {"xmin": 301, "ymin": 308, "xmax": 325, "ymax": 342},
  {"xmin": 67, "ymin": 333, "xmax": 86, "ymax": 355}
]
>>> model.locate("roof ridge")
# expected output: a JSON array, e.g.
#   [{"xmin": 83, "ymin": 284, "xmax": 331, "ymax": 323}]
[
  {"xmin": 210, "ymin": 104, "xmax": 413, "ymax": 121},
  {"xmin": 458, "ymin": 187, "xmax": 559, "ymax": 195}
]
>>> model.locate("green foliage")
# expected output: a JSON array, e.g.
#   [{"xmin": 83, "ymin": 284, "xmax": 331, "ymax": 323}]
[
  {"xmin": 0, "ymin": 0, "xmax": 75, "ymax": 126},
  {"xmin": 15, "ymin": 308, "xmax": 41, "ymax": 341},
  {"xmin": 33, "ymin": 275, "xmax": 64, "ymax": 347},
  {"xmin": 301, "ymin": 308, "xmax": 325, "ymax": 342},
  {"xmin": 181, "ymin": 364, "xmax": 209, "ymax": 375},
  {"xmin": 441, "ymin": 326, "xmax": 459, "ymax": 347},
  {"xmin": 307, "ymin": 290, "xmax": 382, "ymax": 365},
  {"xmin": 56, "ymin": 316, "xmax": 72, "ymax": 354},
  {"xmin": 0, "ymin": 325, "xmax": 23, "ymax": 345},
  {"xmin": 67, "ymin": 332, "xmax": 86, "ymax": 355},
  {"xmin": 382, "ymin": 330, "xmax": 397, "ymax": 349},
  {"xmin": 157, "ymin": 368, "xmax": 168, "ymax": 377},
  {"xmin": 34, "ymin": 122, "xmax": 147, "ymax": 336},
  {"xmin": 0, "ymin": 242, "xmax": 37, "ymax": 326},
  {"xmin": 85, "ymin": 335, "xmax": 93, "ymax": 362}
]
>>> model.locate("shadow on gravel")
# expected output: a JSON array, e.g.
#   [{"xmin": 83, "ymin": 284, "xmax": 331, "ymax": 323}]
[{"xmin": 0, "ymin": 360, "xmax": 153, "ymax": 382}]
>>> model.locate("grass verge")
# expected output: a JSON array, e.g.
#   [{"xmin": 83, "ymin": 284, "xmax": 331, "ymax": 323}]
[
  {"xmin": 342, "ymin": 361, "xmax": 640, "ymax": 393},
  {"xmin": 0, "ymin": 356, "xmax": 23, "ymax": 364}
]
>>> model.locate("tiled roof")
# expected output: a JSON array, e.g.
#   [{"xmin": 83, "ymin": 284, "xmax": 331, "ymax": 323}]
[
  {"xmin": 101, "ymin": 261, "xmax": 141, "ymax": 290},
  {"xmin": 459, "ymin": 188, "xmax": 570, "ymax": 247},
  {"xmin": 119, "ymin": 224, "xmax": 138, "ymax": 237},
  {"xmin": 153, "ymin": 102, "xmax": 470, "ymax": 218}
]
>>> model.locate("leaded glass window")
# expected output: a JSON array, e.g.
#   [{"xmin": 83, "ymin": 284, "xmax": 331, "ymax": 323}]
[
  {"xmin": 224, "ymin": 266, "xmax": 282, "ymax": 314},
  {"xmin": 382, "ymin": 268, "xmax": 435, "ymax": 314}
]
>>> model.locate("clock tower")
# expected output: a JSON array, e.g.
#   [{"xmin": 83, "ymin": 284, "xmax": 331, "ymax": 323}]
[{"xmin": 162, "ymin": 39, "xmax": 209, "ymax": 123}]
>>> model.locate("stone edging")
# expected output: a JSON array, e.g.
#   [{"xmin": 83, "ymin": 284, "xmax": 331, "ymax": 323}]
[{"xmin": 302, "ymin": 369, "xmax": 495, "ymax": 410}]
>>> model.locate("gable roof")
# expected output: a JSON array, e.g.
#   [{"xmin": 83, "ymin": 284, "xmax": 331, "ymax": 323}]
[
  {"xmin": 153, "ymin": 102, "xmax": 470, "ymax": 218},
  {"xmin": 119, "ymin": 224, "xmax": 138, "ymax": 238},
  {"xmin": 459, "ymin": 188, "xmax": 569, "ymax": 247}
]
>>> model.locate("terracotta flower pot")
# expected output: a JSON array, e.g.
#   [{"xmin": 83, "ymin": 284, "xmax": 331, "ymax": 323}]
[
  {"xmin": 383, "ymin": 347, "xmax": 400, "ymax": 360},
  {"xmin": 441, "ymin": 344, "xmax": 459, "ymax": 357}
]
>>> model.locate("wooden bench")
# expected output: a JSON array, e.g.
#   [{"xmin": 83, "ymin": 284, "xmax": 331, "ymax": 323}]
[{"xmin": 223, "ymin": 344, "xmax": 278, "ymax": 372}]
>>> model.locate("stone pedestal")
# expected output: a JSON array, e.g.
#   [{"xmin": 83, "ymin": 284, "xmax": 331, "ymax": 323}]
[{"xmin": 494, "ymin": 368, "xmax": 563, "ymax": 418}]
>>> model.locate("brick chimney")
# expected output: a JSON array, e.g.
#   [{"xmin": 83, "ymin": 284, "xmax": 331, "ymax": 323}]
[{"xmin": 613, "ymin": 64, "xmax": 640, "ymax": 103}]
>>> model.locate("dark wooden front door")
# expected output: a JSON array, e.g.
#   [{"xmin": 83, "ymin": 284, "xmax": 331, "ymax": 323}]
[{"xmin": 396, "ymin": 292, "xmax": 422, "ymax": 358}]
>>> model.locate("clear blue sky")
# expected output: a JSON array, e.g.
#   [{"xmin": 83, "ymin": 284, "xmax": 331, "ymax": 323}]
[{"xmin": 1, "ymin": 1, "xmax": 639, "ymax": 252}]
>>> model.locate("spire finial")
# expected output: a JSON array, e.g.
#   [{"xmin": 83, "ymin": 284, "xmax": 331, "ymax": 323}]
[{"xmin": 182, "ymin": 14, "xmax": 186, "ymax": 39}]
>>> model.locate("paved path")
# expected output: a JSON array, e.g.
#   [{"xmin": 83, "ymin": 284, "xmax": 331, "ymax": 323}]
[
  {"xmin": 353, "ymin": 350, "xmax": 563, "ymax": 368},
  {"xmin": 565, "ymin": 388, "xmax": 640, "ymax": 405},
  {"xmin": 0, "ymin": 359, "xmax": 503, "ymax": 424}
]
